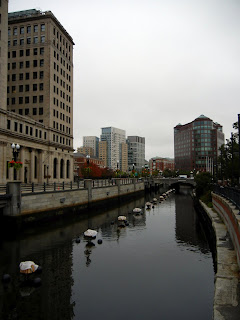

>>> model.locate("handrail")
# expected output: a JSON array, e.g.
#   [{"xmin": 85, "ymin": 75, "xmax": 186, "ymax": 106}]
[{"xmin": 213, "ymin": 185, "xmax": 240, "ymax": 211}]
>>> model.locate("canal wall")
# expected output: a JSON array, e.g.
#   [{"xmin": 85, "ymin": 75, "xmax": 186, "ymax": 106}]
[
  {"xmin": 197, "ymin": 197, "xmax": 240, "ymax": 320},
  {"xmin": 2, "ymin": 179, "xmax": 145, "ymax": 229}
]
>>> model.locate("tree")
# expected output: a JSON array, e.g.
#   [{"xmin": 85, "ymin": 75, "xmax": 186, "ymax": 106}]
[{"xmin": 194, "ymin": 172, "xmax": 213, "ymax": 198}]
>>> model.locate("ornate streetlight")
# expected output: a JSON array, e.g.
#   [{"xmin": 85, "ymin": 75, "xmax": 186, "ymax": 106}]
[
  {"xmin": 11, "ymin": 143, "xmax": 21, "ymax": 180},
  {"xmin": 86, "ymin": 155, "xmax": 90, "ymax": 178}
]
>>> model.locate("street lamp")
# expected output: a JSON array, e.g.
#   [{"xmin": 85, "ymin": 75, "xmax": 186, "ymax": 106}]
[
  {"xmin": 86, "ymin": 155, "xmax": 90, "ymax": 178},
  {"xmin": 11, "ymin": 143, "xmax": 20, "ymax": 180},
  {"xmin": 46, "ymin": 164, "xmax": 49, "ymax": 185},
  {"xmin": 117, "ymin": 160, "xmax": 119, "ymax": 171}
]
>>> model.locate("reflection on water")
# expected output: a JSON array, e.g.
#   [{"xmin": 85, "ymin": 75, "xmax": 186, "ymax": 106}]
[{"xmin": 0, "ymin": 189, "xmax": 214, "ymax": 320}]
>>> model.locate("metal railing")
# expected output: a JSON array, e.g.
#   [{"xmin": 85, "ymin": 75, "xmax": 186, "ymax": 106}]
[{"xmin": 213, "ymin": 185, "xmax": 240, "ymax": 211}]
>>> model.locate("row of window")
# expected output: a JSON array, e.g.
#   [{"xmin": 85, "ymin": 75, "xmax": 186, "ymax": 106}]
[
  {"xmin": 8, "ymin": 95, "xmax": 44, "ymax": 105},
  {"xmin": 9, "ymin": 24, "xmax": 45, "ymax": 36},
  {"xmin": 53, "ymin": 62, "xmax": 71, "ymax": 82},
  {"xmin": 53, "ymin": 121, "xmax": 71, "ymax": 134},
  {"xmin": 8, "ymin": 71, "xmax": 44, "ymax": 81},
  {"xmin": 53, "ymin": 109, "xmax": 71, "ymax": 123},
  {"xmin": 8, "ymin": 83, "xmax": 44, "ymax": 93},
  {"xmin": 9, "ymin": 48, "xmax": 44, "ymax": 58},
  {"xmin": 11, "ymin": 107, "xmax": 43, "ymax": 116},
  {"xmin": 53, "ymin": 74, "xmax": 71, "ymax": 93},
  {"xmin": 7, "ymin": 119, "xmax": 47, "ymax": 139},
  {"xmin": 8, "ymin": 36, "xmax": 45, "ymax": 46},
  {"xmin": 8, "ymin": 59, "xmax": 44, "ymax": 70},
  {"xmin": 53, "ymin": 134, "xmax": 71, "ymax": 146},
  {"xmin": 54, "ymin": 51, "xmax": 71, "ymax": 71}
]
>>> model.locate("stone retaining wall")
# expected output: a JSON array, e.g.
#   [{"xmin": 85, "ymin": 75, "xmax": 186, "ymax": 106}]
[{"xmin": 212, "ymin": 192, "xmax": 240, "ymax": 268}]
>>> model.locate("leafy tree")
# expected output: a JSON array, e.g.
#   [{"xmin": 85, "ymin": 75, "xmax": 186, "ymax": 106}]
[{"xmin": 194, "ymin": 172, "xmax": 213, "ymax": 198}]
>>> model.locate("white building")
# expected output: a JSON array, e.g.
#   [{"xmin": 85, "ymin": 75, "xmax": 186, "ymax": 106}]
[{"xmin": 100, "ymin": 127, "xmax": 127, "ymax": 170}]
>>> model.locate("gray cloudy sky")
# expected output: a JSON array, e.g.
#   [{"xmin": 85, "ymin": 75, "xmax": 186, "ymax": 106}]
[{"xmin": 9, "ymin": 0, "xmax": 240, "ymax": 160}]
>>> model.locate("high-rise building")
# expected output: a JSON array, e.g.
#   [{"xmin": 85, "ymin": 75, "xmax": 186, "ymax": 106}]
[
  {"xmin": 174, "ymin": 115, "xmax": 225, "ymax": 172},
  {"xmin": 0, "ymin": 8, "xmax": 74, "ymax": 183},
  {"xmin": 7, "ymin": 9, "xmax": 74, "ymax": 148},
  {"xmin": 0, "ymin": 0, "xmax": 8, "ymax": 111},
  {"xmin": 100, "ymin": 127, "xmax": 126, "ymax": 170},
  {"xmin": 120, "ymin": 142, "xmax": 128, "ymax": 173},
  {"xmin": 77, "ymin": 146, "xmax": 94, "ymax": 157},
  {"xmin": 99, "ymin": 140, "xmax": 107, "ymax": 168},
  {"xmin": 83, "ymin": 136, "xmax": 99, "ymax": 157},
  {"xmin": 127, "ymin": 136, "xmax": 145, "ymax": 172}
]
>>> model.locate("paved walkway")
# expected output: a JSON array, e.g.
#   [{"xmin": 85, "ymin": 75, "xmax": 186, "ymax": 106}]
[{"xmin": 200, "ymin": 201, "xmax": 240, "ymax": 320}]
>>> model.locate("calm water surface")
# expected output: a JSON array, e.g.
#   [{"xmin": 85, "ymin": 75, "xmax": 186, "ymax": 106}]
[{"xmin": 0, "ymin": 190, "xmax": 214, "ymax": 320}]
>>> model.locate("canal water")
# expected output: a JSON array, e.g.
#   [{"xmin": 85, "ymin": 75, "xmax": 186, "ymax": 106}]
[{"xmin": 0, "ymin": 189, "xmax": 215, "ymax": 320}]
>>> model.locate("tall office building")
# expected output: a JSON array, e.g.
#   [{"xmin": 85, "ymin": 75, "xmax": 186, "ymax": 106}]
[
  {"xmin": 127, "ymin": 136, "xmax": 145, "ymax": 172},
  {"xmin": 0, "ymin": 0, "xmax": 8, "ymax": 111},
  {"xmin": 100, "ymin": 127, "xmax": 127, "ymax": 170},
  {"xmin": 99, "ymin": 140, "xmax": 107, "ymax": 168},
  {"xmin": 174, "ymin": 115, "xmax": 225, "ymax": 172},
  {"xmin": 0, "ymin": 8, "xmax": 74, "ymax": 183},
  {"xmin": 83, "ymin": 136, "xmax": 99, "ymax": 157},
  {"xmin": 7, "ymin": 9, "xmax": 74, "ymax": 148}
]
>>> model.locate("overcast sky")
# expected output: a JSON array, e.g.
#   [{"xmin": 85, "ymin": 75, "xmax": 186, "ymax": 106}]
[{"xmin": 9, "ymin": 0, "xmax": 240, "ymax": 160}]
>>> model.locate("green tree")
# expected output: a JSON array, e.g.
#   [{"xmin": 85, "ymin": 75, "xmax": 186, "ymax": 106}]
[{"xmin": 194, "ymin": 172, "xmax": 213, "ymax": 198}]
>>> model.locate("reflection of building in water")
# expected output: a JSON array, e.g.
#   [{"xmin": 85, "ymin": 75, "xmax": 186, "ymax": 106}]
[
  {"xmin": 0, "ymin": 234, "xmax": 74, "ymax": 320},
  {"xmin": 175, "ymin": 194, "xmax": 210, "ymax": 253}
]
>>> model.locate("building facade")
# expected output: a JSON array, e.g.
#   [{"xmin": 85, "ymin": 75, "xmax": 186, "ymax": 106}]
[
  {"xmin": 127, "ymin": 136, "xmax": 145, "ymax": 172},
  {"xmin": 149, "ymin": 157, "xmax": 174, "ymax": 174},
  {"xmin": 77, "ymin": 146, "xmax": 94, "ymax": 157},
  {"xmin": 0, "ymin": 8, "xmax": 74, "ymax": 183},
  {"xmin": 0, "ymin": 0, "xmax": 8, "ymax": 112},
  {"xmin": 174, "ymin": 115, "xmax": 225, "ymax": 172},
  {"xmin": 99, "ymin": 140, "xmax": 107, "ymax": 168},
  {"xmin": 83, "ymin": 136, "xmax": 99, "ymax": 157},
  {"xmin": 100, "ymin": 127, "xmax": 127, "ymax": 171}
]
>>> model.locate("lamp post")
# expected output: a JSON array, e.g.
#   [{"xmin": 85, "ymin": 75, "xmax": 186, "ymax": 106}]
[
  {"xmin": 86, "ymin": 155, "xmax": 90, "ymax": 179},
  {"xmin": 238, "ymin": 114, "xmax": 240, "ymax": 185},
  {"xmin": 46, "ymin": 164, "xmax": 49, "ymax": 185},
  {"xmin": 11, "ymin": 143, "xmax": 20, "ymax": 180}
]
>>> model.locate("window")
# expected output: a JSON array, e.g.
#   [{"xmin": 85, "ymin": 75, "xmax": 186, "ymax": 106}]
[
  {"xmin": 12, "ymin": 74, "xmax": 16, "ymax": 81},
  {"xmin": 12, "ymin": 62, "xmax": 16, "ymax": 69},
  {"xmin": 19, "ymin": 73, "xmax": 23, "ymax": 80},
  {"xmin": 33, "ymin": 60, "xmax": 37, "ymax": 67},
  {"xmin": 39, "ymin": 108, "xmax": 43, "ymax": 115},
  {"xmin": 14, "ymin": 122, "xmax": 18, "ymax": 132},
  {"xmin": 20, "ymin": 38, "xmax": 24, "ymax": 45},
  {"xmin": 27, "ymin": 37, "xmax": 31, "ymax": 44},
  {"xmin": 13, "ymin": 27, "xmax": 17, "ymax": 35},
  {"xmin": 25, "ymin": 126, "xmax": 29, "ymax": 134},
  {"xmin": 13, "ymin": 39, "xmax": 17, "ymax": 46},
  {"xmin": 20, "ymin": 26, "xmax": 24, "ymax": 34},
  {"xmin": 33, "ymin": 96, "xmax": 37, "ymax": 103},
  {"xmin": 34, "ymin": 25, "xmax": 38, "ymax": 32},
  {"xmin": 34, "ymin": 36, "xmax": 38, "ymax": 44},
  {"xmin": 19, "ymin": 97, "xmax": 23, "ymax": 104},
  {"xmin": 19, "ymin": 109, "xmax": 23, "ymax": 115},
  {"xmin": 25, "ymin": 96, "xmax": 29, "ymax": 103},
  {"xmin": 41, "ymin": 24, "xmax": 45, "ymax": 32},
  {"xmin": 25, "ymin": 84, "xmax": 29, "ymax": 91},
  {"xmin": 11, "ymin": 98, "xmax": 15, "ymax": 105},
  {"xmin": 33, "ymin": 84, "xmax": 37, "ymax": 91},
  {"xmin": 12, "ymin": 51, "xmax": 16, "ymax": 58},
  {"xmin": 27, "ymin": 26, "xmax": 31, "ymax": 33},
  {"xmin": 40, "ymin": 47, "xmax": 44, "ymax": 55},
  {"xmin": 33, "ymin": 108, "xmax": 37, "ymax": 115},
  {"xmin": 39, "ymin": 95, "xmax": 44, "ymax": 103},
  {"xmin": 20, "ymin": 50, "xmax": 24, "ymax": 57},
  {"xmin": 25, "ymin": 109, "xmax": 29, "ymax": 116},
  {"xmin": 39, "ymin": 83, "xmax": 44, "ymax": 91},
  {"xmin": 26, "ymin": 61, "xmax": 30, "ymax": 68},
  {"xmin": 41, "ymin": 36, "xmax": 45, "ymax": 43},
  {"xmin": 19, "ymin": 61, "xmax": 23, "ymax": 68},
  {"xmin": 33, "ymin": 72, "xmax": 37, "ymax": 79},
  {"xmin": 19, "ymin": 85, "xmax": 23, "ymax": 92},
  {"xmin": 40, "ymin": 59, "xmax": 44, "ymax": 67},
  {"xmin": 25, "ymin": 73, "xmax": 29, "ymax": 80},
  {"xmin": 39, "ymin": 71, "xmax": 44, "ymax": 79},
  {"xmin": 33, "ymin": 48, "xmax": 38, "ymax": 55},
  {"xmin": 7, "ymin": 120, "xmax": 11, "ymax": 130},
  {"xmin": 26, "ymin": 49, "xmax": 30, "ymax": 56}
]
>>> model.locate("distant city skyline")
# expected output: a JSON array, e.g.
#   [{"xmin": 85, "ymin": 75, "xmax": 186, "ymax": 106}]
[{"xmin": 9, "ymin": 0, "xmax": 240, "ymax": 160}]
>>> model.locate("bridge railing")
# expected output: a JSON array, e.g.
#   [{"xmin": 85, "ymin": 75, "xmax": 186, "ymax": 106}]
[{"xmin": 213, "ymin": 185, "xmax": 240, "ymax": 211}]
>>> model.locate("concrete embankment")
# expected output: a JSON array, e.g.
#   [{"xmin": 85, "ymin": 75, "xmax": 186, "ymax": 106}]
[{"xmin": 198, "ymin": 200, "xmax": 240, "ymax": 320}]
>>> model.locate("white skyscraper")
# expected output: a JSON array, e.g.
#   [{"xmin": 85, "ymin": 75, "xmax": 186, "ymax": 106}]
[{"xmin": 100, "ymin": 127, "xmax": 126, "ymax": 170}]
